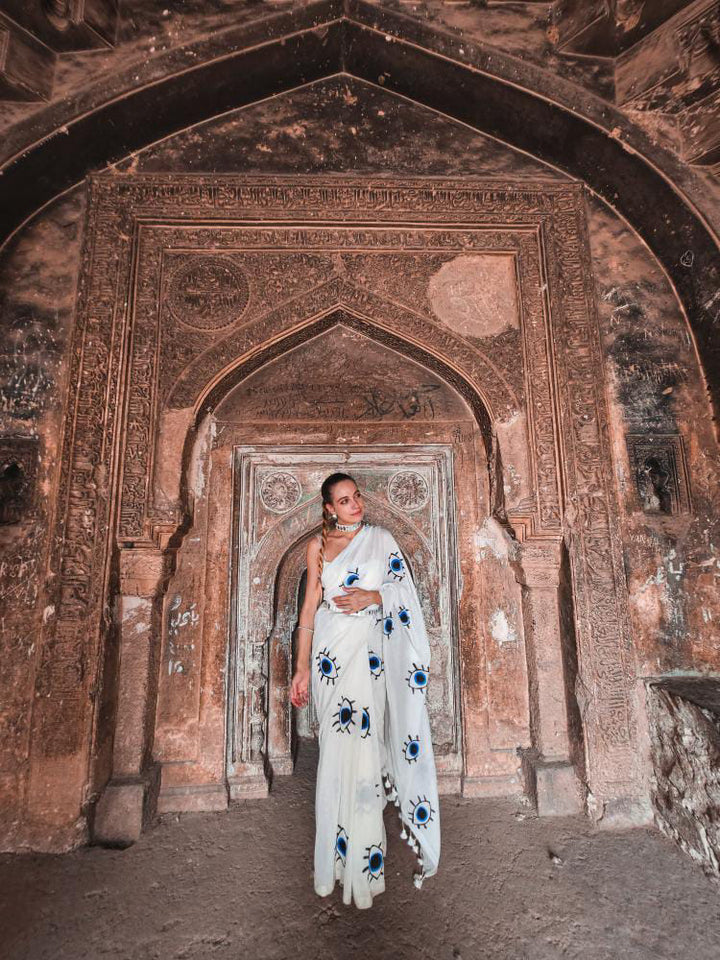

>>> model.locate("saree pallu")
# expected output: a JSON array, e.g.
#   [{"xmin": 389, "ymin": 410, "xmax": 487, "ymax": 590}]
[{"xmin": 310, "ymin": 522, "xmax": 441, "ymax": 909}]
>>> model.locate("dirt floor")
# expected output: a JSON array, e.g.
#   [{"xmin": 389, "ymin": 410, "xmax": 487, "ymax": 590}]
[{"xmin": 2, "ymin": 740, "xmax": 720, "ymax": 960}]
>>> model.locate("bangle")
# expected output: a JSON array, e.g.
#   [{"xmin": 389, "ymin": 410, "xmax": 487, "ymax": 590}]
[{"xmin": 297, "ymin": 625, "xmax": 314, "ymax": 633}]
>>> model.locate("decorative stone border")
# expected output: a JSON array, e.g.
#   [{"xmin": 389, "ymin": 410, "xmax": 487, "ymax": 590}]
[{"xmin": 34, "ymin": 176, "xmax": 640, "ymax": 814}]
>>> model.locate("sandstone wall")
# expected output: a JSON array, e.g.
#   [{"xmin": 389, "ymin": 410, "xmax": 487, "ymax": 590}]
[{"xmin": 1, "ymin": 77, "xmax": 718, "ymax": 849}]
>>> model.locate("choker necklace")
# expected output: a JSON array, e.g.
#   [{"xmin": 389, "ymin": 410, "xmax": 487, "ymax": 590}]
[{"xmin": 335, "ymin": 519, "xmax": 363, "ymax": 532}]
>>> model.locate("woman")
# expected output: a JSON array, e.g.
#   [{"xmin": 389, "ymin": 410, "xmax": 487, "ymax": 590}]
[{"xmin": 290, "ymin": 472, "xmax": 441, "ymax": 909}]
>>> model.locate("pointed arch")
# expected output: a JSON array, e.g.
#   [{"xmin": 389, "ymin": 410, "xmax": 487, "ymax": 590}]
[
  {"xmin": 171, "ymin": 299, "xmax": 504, "ymax": 545},
  {"xmin": 176, "ymin": 291, "xmax": 512, "ymax": 443}
]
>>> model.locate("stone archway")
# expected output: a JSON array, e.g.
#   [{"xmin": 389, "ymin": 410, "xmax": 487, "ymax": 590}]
[
  {"xmin": 2, "ymin": 4, "xmax": 718, "ymax": 423},
  {"xmin": 37, "ymin": 175, "xmax": 643, "ymax": 846},
  {"xmin": 150, "ymin": 321, "xmax": 485, "ymax": 814}
]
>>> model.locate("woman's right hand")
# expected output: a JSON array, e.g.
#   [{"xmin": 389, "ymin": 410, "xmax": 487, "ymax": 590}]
[{"xmin": 290, "ymin": 665, "xmax": 310, "ymax": 709}]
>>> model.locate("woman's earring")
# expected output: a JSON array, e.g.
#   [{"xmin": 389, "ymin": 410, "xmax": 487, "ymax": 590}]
[{"xmin": 330, "ymin": 513, "xmax": 337, "ymax": 521}]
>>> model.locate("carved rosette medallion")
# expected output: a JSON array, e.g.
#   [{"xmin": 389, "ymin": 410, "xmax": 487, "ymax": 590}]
[
  {"xmin": 167, "ymin": 255, "xmax": 249, "ymax": 330},
  {"xmin": 259, "ymin": 471, "xmax": 302, "ymax": 513},
  {"xmin": 387, "ymin": 470, "xmax": 429, "ymax": 512}
]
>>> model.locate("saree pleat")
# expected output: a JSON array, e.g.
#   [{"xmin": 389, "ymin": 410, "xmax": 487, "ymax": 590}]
[{"xmin": 310, "ymin": 522, "xmax": 441, "ymax": 909}]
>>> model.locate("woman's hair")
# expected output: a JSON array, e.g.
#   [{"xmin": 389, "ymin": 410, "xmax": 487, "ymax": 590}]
[{"xmin": 317, "ymin": 472, "xmax": 357, "ymax": 579}]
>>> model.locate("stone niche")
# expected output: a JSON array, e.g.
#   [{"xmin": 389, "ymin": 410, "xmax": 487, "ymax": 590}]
[{"xmin": 0, "ymin": 437, "xmax": 39, "ymax": 526}]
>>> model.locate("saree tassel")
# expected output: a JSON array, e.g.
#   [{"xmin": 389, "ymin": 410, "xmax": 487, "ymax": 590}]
[{"xmin": 400, "ymin": 826, "xmax": 408, "ymax": 839}]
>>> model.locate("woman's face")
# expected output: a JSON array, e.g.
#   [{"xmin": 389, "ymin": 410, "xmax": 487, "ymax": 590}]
[{"xmin": 327, "ymin": 480, "xmax": 364, "ymax": 525}]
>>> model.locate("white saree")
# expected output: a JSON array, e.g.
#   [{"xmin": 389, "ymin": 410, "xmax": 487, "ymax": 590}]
[{"xmin": 310, "ymin": 521, "xmax": 441, "ymax": 909}]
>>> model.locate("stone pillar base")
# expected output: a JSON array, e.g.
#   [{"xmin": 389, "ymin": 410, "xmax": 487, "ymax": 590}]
[
  {"xmin": 462, "ymin": 772, "xmax": 523, "ymax": 799},
  {"xmin": 531, "ymin": 759, "xmax": 585, "ymax": 817},
  {"xmin": 269, "ymin": 757, "xmax": 294, "ymax": 777},
  {"xmin": 157, "ymin": 783, "xmax": 228, "ymax": 814},
  {"xmin": 228, "ymin": 774, "xmax": 269, "ymax": 801},
  {"xmin": 592, "ymin": 795, "xmax": 653, "ymax": 829},
  {"xmin": 92, "ymin": 769, "xmax": 159, "ymax": 847}
]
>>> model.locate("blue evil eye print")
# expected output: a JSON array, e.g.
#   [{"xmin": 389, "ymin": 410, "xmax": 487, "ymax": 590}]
[
  {"xmin": 387, "ymin": 552, "xmax": 405, "ymax": 581},
  {"xmin": 368, "ymin": 651, "xmax": 384, "ymax": 678},
  {"xmin": 363, "ymin": 843, "xmax": 384, "ymax": 882},
  {"xmin": 316, "ymin": 648, "xmax": 339, "ymax": 685},
  {"xmin": 332, "ymin": 696, "xmax": 356, "ymax": 734},
  {"xmin": 406, "ymin": 662, "xmax": 429, "ymax": 693},
  {"xmin": 335, "ymin": 826, "xmax": 348, "ymax": 864},
  {"xmin": 403, "ymin": 734, "xmax": 420, "ymax": 763},
  {"xmin": 340, "ymin": 567, "xmax": 360, "ymax": 588},
  {"xmin": 398, "ymin": 605, "xmax": 411, "ymax": 627},
  {"xmin": 361, "ymin": 707, "xmax": 371, "ymax": 739},
  {"xmin": 409, "ymin": 795, "xmax": 436, "ymax": 829},
  {"xmin": 376, "ymin": 612, "xmax": 394, "ymax": 637}
]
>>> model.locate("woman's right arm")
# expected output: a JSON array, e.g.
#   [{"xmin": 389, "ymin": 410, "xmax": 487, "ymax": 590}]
[{"xmin": 294, "ymin": 537, "xmax": 323, "ymax": 672}]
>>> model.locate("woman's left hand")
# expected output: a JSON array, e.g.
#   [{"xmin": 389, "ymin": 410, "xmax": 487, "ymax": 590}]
[{"xmin": 335, "ymin": 587, "xmax": 378, "ymax": 614}]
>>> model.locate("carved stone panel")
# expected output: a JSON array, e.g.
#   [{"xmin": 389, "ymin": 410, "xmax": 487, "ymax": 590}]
[
  {"xmin": 215, "ymin": 324, "xmax": 470, "ymax": 425},
  {"xmin": 42, "ymin": 176, "xmax": 641, "ymax": 825}
]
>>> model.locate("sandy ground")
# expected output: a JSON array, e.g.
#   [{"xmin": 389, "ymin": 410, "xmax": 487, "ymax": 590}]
[{"xmin": 2, "ymin": 740, "xmax": 719, "ymax": 960}]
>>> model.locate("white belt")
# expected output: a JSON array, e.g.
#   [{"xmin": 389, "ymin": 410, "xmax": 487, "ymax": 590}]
[{"xmin": 320, "ymin": 600, "xmax": 381, "ymax": 617}]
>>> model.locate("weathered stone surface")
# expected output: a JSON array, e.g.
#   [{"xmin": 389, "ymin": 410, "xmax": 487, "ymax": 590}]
[
  {"xmin": 134, "ymin": 74, "xmax": 567, "ymax": 180},
  {"xmin": 1, "ymin": 3, "xmax": 718, "ymax": 425},
  {"xmin": 647, "ymin": 682, "xmax": 720, "ymax": 877},
  {"xmin": 428, "ymin": 255, "xmax": 520, "ymax": 339},
  {"xmin": 0, "ymin": 189, "xmax": 86, "ymax": 850},
  {"xmin": 0, "ymin": 13, "xmax": 56, "ymax": 101},
  {"xmin": 15, "ymin": 172, "xmax": 641, "ymax": 849},
  {"xmin": 215, "ymin": 326, "xmax": 472, "ymax": 424},
  {"xmin": 589, "ymin": 197, "xmax": 720, "ymax": 675}
]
